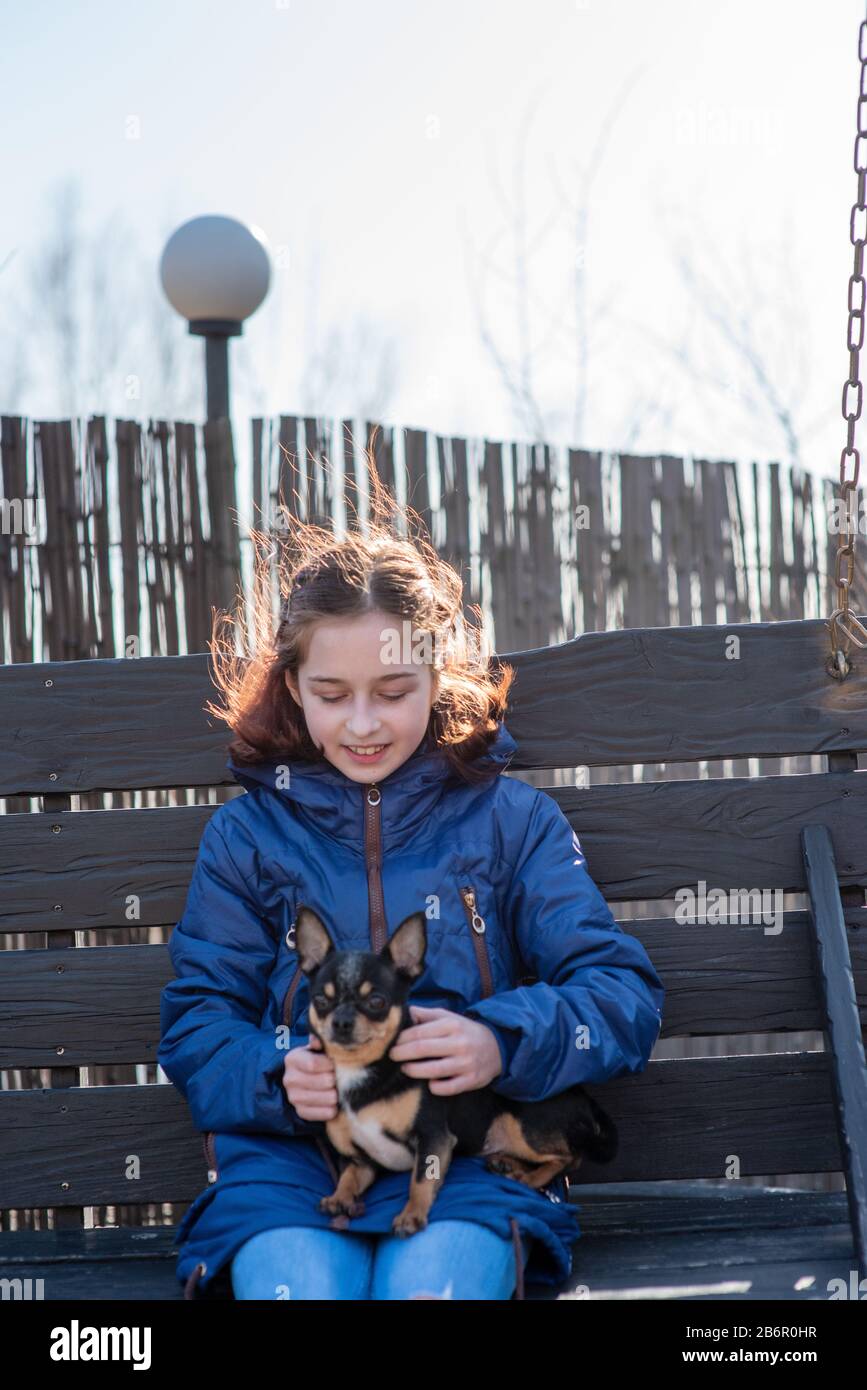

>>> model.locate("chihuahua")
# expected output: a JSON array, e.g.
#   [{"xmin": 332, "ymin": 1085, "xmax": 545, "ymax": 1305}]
[{"xmin": 293, "ymin": 904, "xmax": 617, "ymax": 1237}]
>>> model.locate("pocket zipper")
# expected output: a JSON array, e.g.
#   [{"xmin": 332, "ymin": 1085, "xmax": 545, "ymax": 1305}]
[
  {"xmin": 203, "ymin": 1131, "xmax": 218, "ymax": 1184},
  {"xmin": 282, "ymin": 912, "xmax": 302, "ymax": 1027},
  {"xmin": 458, "ymin": 885, "xmax": 494, "ymax": 999}
]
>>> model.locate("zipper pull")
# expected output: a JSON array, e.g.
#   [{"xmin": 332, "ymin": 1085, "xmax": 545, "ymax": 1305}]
[
  {"xmin": 367, "ymin": 782, "xmax": 381, "ymax": 807},
  {"xmin": 461, "ymin": 886, "xmax": 487, "ymax": 934},
  {"xmin": 285, "ymin": 913, "xmax": 297, "ymax": 950}
]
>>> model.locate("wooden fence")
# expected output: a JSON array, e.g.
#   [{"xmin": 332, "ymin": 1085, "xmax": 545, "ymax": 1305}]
[{"xmin": 0, "ymin": 413, "xmax": 850, "ymax": 664}]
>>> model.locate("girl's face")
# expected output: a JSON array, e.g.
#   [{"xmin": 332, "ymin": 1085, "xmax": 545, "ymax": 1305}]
[{"xmin": 284, "ymin": 609, "xmax": 439, "ymax": 783}]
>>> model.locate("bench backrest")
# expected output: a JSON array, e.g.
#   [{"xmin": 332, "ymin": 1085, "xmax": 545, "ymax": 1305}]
[{"xmin": 1, "ymin": 617, "xmax": 865, "ymax": 1216}]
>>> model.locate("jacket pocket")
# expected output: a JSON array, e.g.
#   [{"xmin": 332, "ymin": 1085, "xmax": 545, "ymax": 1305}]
[{"xmin": 457, "ymin": 883, "xmax": 494, "ymax": 999}]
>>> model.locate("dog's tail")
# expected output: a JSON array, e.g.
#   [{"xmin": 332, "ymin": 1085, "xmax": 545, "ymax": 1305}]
[{"xmin": 583, "ymin": 1095, "xmax": 618, "ymax": 1164}]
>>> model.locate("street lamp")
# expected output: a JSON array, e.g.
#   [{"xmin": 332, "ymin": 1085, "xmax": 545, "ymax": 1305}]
[{"xmin": 159, "ymin": 214, "xmax": 272, "ymax": 421}]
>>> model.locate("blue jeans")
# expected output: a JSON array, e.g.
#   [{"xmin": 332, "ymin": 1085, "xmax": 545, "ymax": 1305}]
[{"xmin": 230, "ymin": 1220, "xmax": 532, "ymax": 1300}]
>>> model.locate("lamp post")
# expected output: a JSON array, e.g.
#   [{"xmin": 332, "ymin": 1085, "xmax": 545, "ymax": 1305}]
[{"xmin": 159, "ymin": 214, "xmax": 272, "ymax": 421}]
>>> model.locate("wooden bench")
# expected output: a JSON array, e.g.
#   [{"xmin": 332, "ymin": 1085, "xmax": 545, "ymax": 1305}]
[{"xmin": 1, "ymin": 616, "xmax": 866, "ymax": 1300}]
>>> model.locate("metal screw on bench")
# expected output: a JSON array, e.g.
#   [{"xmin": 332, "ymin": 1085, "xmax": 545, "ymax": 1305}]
[{"xmin": 828, "ymin": 13, "xmax": 867, "ymax": 680}]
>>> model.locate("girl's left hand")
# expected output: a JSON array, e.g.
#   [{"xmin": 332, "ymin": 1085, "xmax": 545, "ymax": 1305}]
[{"xmin": 388, "ymin": 1004, "xmax": 503, "ymax": 1094}]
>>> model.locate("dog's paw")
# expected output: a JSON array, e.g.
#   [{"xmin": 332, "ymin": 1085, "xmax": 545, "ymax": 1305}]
[
  {"xmin": 391, "ymin": 1208, "xmax": 428, "ymax": 1237},
  {"xmin": 319, "ymin": 1193, "xmax": 345, "ymax": 1214},
  {"xmin": 319, "ymin": 1194, "xmax": 365, "ymax": 1219}
]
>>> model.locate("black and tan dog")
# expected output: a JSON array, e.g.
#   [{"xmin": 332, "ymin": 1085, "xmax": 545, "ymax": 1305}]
[{"xmin": 294, "ymin": 905, "xmax": 617, "ymax": 1237}]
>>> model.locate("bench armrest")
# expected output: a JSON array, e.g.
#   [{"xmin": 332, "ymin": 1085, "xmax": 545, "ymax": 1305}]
[{"xmin": 802, "ymin": 822, "xmax": 867, "ymax": 1278}]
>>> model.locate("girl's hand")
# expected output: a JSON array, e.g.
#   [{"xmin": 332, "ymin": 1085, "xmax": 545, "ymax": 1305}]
[
  {"xmin": 283, "ymin": 1034, "xmax": 338, "ymax": 1121},
  {"xmin": 388, "ymin": 1004, "xmax": 503, "ymax": 1095}
]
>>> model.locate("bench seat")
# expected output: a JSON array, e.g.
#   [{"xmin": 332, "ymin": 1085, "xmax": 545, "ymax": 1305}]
[
  {"xmin": 541, "ymin": 1182, "xmax": 857, "ymax": 1301},
  {"xmin": 0, "ymin": 1182, "xmax": 855, "ymax": 1301}
]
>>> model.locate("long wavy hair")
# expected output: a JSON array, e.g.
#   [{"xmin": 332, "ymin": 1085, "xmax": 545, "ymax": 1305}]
[{"xmin": 204, "ymin": 438, "xmax": 515, "ymax": 786}]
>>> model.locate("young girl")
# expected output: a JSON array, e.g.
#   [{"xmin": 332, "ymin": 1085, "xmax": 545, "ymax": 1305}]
[{"xmin": 158, "ymin": 469, "xmax": 664, "ymax": 1301}]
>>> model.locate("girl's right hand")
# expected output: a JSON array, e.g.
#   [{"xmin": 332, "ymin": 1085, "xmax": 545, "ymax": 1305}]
[{"xmin": 283, "ymin": 1034, "xmax": 338, "ymax": 1121}]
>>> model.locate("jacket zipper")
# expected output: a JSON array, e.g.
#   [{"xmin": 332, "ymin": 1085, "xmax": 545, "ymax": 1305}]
[
  {"xmin": 364, "ymin": 784, "xmax": 387, "ymax": 950},
  {"xmin": 279, "ymin": 785, "xmax": 388, "ymax": 1033},
  {"xmin": 459, "ymin": 885, "xmax": 494, "ymax": 998}
]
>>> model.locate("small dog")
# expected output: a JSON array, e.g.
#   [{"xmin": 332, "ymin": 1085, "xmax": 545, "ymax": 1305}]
[{"xmin": 294, "ymin": 905, "xmax": 617, "ymax": 1237}]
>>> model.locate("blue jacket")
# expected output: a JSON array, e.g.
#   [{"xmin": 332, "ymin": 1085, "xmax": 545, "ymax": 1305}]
[{"xmin": 158, "ymin": 721, "xmax": 664, "ymax": 1298}]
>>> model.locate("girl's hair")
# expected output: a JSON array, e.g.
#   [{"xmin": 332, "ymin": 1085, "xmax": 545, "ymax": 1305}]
[{"xmin": 205, "ymin": 438, "xmax": 515, "ymax": 786}]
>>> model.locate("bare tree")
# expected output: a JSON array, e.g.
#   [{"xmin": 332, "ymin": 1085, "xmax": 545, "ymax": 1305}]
[
  {"xmin": 0, "ymin": 246, "xmax": 32, "ymax": 411},
  {"xmin": 296, "ymin": 312, "xmax": 399, "ymax": 422},
  {"xmin": 460, "ymin": 69, "xmax": 663, "ymax": 450},
  {"xmin": 26, "ymin": 179, "xmax": 88, "ymax": 416},
  {"xmin": 17, "ymin": 179, "xmax": 140, "ymax": 417},
  {"xmin": 293, "ymin": 235, "xmax": 400, "ymax": 420},
  {"xmin": 235, "ymin": 228, "xmax": 402, "ymax": 423},
  {"xmin": 3, "ymin": 179, "xmax": 201, "ymax": 421},
  {"xmin": 82, "ymin": 208, "xmax": 139, "ymax": 414},
  {"xmin": 615, "ymin": 196, "xmax": 837, "ymax": 471}
]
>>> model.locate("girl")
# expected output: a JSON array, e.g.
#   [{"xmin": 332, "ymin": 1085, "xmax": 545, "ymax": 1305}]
[{"xmin": 158, "ymin": 465, "xmax": 664, "ymax": 1301}]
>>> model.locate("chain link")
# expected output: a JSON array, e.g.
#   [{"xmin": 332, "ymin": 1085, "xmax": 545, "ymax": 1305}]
[{"xmin": 828, "ymin": 12, "xmax": 867, "ymax": 677}]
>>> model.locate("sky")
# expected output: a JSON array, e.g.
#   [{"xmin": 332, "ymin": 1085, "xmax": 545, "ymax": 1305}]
[{"xmin": 3, "ymin": 0, "xmax": 867, "ymax": 521}]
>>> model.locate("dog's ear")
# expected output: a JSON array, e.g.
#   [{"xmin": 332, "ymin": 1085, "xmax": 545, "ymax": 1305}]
[
  {"xmin": 381, "ymin": 912, "xmax": 427, "ymax": 979},
  {"xmin": 294, "ymin": 906, "xmax": 335, "ymax": 975}
]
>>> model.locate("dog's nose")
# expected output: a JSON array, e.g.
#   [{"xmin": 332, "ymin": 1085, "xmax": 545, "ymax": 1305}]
[{"xmin": 332, "ymin": 1010, "xmax": 355, "ymax": 1038}]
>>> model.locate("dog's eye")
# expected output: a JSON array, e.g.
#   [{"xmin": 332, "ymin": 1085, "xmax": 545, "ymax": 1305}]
[
  {"xmin": 313, "ymin": 994, "xmax": 330, "ymax": 1011},
  {"xmin": 367, "ymin": 993, "xmax": 388, "ymax": 1011}
]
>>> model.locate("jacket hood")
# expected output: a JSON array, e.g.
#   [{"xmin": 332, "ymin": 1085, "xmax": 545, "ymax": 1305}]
[{"xmin": 225, "ymin": 720, "xmax": 518, "ymax": 851}]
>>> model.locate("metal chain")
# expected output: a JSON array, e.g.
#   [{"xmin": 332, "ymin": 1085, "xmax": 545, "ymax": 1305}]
[{"xmin": 828, "ymin": 11, "xmax": 867, "ymax": 678}]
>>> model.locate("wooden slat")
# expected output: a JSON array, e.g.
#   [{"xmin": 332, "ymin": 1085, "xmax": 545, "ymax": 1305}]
[
  {"xmin": 582, "ymin": 1052, "xmax": 842, "ymax": 1183},
  {"xmin": 0, "ymin": 1083, "xmax": 205, "ymax": 1208},
  {"xmin": 89, "ymin": 417, "xmax": 115, "ymax": 657},
  {"xmin": 404, "ymin": 427, "xmax": 431, "ymax": 540},
  {"xmin": 546, "ymin": 771, "xmax": 867, "ymax": 898},
  {"xmin": 0, "ymin": 1235, "xmax": 188, "ymax": 1301},
  {"xmin": 0, "ymin": 655, "xmax": 225, "ymax": 796},
  {"xmin": 0, "ymin": 945, "xmax": 173, "ymax": 1067},
  {"xmin": 546, "ymin": 1187, "xmax": 857, "ymax": 1301},
  {"xmin": 0, "ymin": 417, "xmax": 31, "ymax": 665},
  {"xmin": 0, "ymin": 1053, "xmax": 842, "ymax": 1209},
  {"xmin": 622, "ymin": 911, "xmax": 867, "ymax": 1035},
  {"xmin": 498, "ymin": 619, "xmax": 867, "ymax": 769},
  {"xmin": 3, "ymin": 773, "xmax": 867, "ymax": 933},
  {"xmin": 0, "ymin": 1188, "xmax": 856, "ymax": 1302},
  {"xmin": 0, "ymin": 803, "xmax": 215, "ymax": 932},
  {"xmin": 1, "ymin": 621, "xmax": 866, "ymax": 796},
  {"xmin": 569, "ymin": 449, "xmax": 606, "ymax": 634},
  {"xmin": 1, "ymin": 916, "xmax": 866, "ymax": 1068}
]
